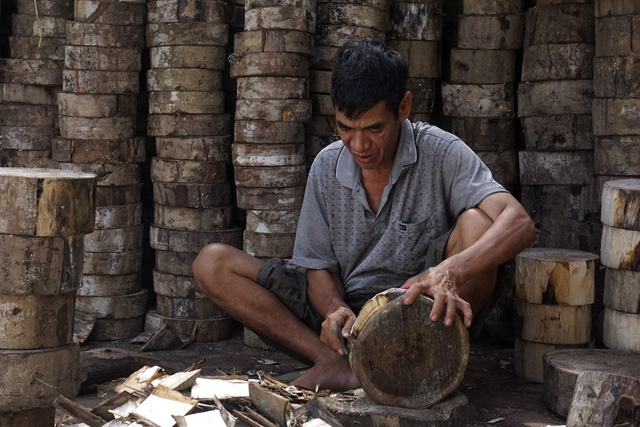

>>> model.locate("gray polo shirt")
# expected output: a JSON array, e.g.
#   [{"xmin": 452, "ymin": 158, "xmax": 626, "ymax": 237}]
[{"xmin": 290, "ymin": 119, "xmax": 506, "ymax": 309}]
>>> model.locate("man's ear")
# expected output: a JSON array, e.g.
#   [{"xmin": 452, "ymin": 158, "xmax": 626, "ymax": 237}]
[{"xmin": 398, "ymin": 91, "xmax": 412, "ymax": 121}]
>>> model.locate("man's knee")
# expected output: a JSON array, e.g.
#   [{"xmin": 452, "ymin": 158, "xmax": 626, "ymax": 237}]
[
  {"xmin": 446, "ymin": 208, "xmax": 494, "ymax": 256},
  {"xmin": 192, "ymin": 243, "xmax": 233, "ymax": 294}
]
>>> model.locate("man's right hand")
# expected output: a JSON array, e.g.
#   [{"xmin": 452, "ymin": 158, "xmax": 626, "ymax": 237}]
[{"xmin": 320, "ymin": 306, "xmax": 356, "ymax": 356}]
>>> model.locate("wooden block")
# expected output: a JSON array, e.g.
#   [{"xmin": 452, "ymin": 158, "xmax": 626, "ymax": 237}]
[
  {"xmin": 315, "ymin": 24, "xmax": 386, "ymax": 48},
  {"xmin": 521, "ymin": 115, "xmax": 594, "ymax": 151},
  {"xmin": 521, "ymin": 184, "xmax": 591, "ymax": 221},
  {"xmin": 149, "ymin": 90, "xmax": 225, "ymax": 115},
  {"xmin": 76, "ymin": 290, "xmax": 147, "ymax": 319},
  {"xmin": 243, "ymin": 230, "xmax": 295, "ymax": 257},
  {"xmin": 600, "ymin": 225, "xmax": 640, "ymax": 271},
  {"xmin": 311, "ymin": 45, "xmax": 338, "ymax": 70},
  {"xmin": 603, "ymin": 307, "xmax": 640, "ymax": 352},
  {"xmin": 312, "ymin": 0, "xmax": 391, "ymax": 7},
  {"xmin": 517, "ymin": 80, "xmax": 593, "ymax": 117},
  {"xmin": 232, "ymin": 143, "xmax": 305, "ymax": 167},
  {"xmin": 524, "ymin": 4, "xmax": 594, "ymax": 47},
  {"xmin": 0, "ymin": 150, "xmax": 59, "ymax": 169},
  {"xmin": 95, "ymin": 184, "xmax": 142, "ymax": 206},
  {"xmin": 317, "ymin": 3, "xmax": 389, "ymax": 33},
  {"xmin": 310, "ymin": 69, "xmax": 331, "ymax": 94},
  {"xmin": 514, "ymin": 298, "xmax": 592, "ymax": 344},
  {"xmin": 305, "ymin": 134, "xmax": 339, "ymax": 158},
  {"xmin": 147, "ymin": 113, "xmax": 232, "ymax": 137},
  {"xmin": 89, "ymin": 316, "xmax": 144, "ymax": 340},
  {"xmin": 518, "ymin": 151, "xmax": 593, "ymax": 185},
  {"xmin": 74, "ymin": 0, "xmax": 145, "ymax": 25},
  {"xmin": 0, "ymin": 293, "xmax": 75, "ymax": 349},
  {"xmin": 151, "ymin": 157, "xmax": 228, "ymax": 183},
  {"xmin": 245, "ymin": 209, "xmax": 300, "ymax": 233},
  {"xmin": 146, "ymin": 68, "xmax": 223, "ymax": 92},
  {"xmin": 450, "ymin": 117, "xmax": 515, "ymax": 151},
  {"xmin": 0, "ymin": 58, "xmax": 63, "ymax": 85},
  {"xmin": 83, "ymin": 249, "xmax": 143, "ymax": 275},
  {"xmin": 235, "ymin": 120, "xmax": 305, "ymax": 144},
  {"xmin": 153, "ymin": 270, "xmax": 206, "ymax": 298},
  {"xmin": 236, "ymin": 76, "xmax": 308, "ymax": 100},
  {"xmin": 245, "ymin": 0, "xmax": 315, "ymax": 10},
  {"xmin": 0, "ymin": 103, "xmax": 58, "ymax": 128},
  {"xmin": 441, "ymin": 83, "xmax": 515, "ymax": 117},
  {"xmin": 65, "ymin": 22, "xmax": 145, "ymax": 48},
  {"xmin": 0, "ymin": 126, "xmax": 57, "ymax": 150},
  {"xmin": 229, "ymin": 52, "xmax": 310, "ymax": 78},
  {"xmin": 593, "ymin": 98, "xmax": 640, "ymax": 136},
  {"xmin": 149, "ymin": 45, "xmax": 226, "ymax": 69},
  {"xmin": 1, "ymin": 82, "xmax": 60, "ymax": 105},
  {"xmin": 156, "ymin": 136, "xmax": 230, "ymax": 162},
  {"xmin": 595, "ymin": 0, "xmax": 640, "ymax": 17},
  {"xmin": 594, "ymin": 56, "xmax": 640, "ymax": 98},
  {"xmin": 475, "ymin": 149, "xmax": 518, "ymax": 186},
  {"xmin": 235, "ymin": 99, "xmax": 312, "ymax": 122},
  {"xmin": 16, "ymin": 0, "xmax": 73, "ymax": 17},
  {"xmin": 153, "ymin": 182, "xmax": 232, "ymax": 208},
  {"xmin": 78, "ymin": 273, "xmax": 142, "ymax": 297},
  {"xmin": 595, "ymin": 15, "xmax": 640, "ymax": 57},
  {"xmin": 154, "ymin": 203, "xmax": 234, "ymax": 230},
  {"xmin": 84, "ymin": 224, "xmax": 143, "ymax": 253},
  {"xmin": 543, "ymin": 348, "xmax": 640, "ymax": 418},
  {"xmin": 145, "ymin": 22, "xmax": 228, "ymax": 47},
  {"xmin": 52, "ymin": 137, "xmax": 145, "ymax": 164},
  {"xmin": 145, "ymin": 310, "xmax": 234, "ymax": 342},
  {"xmin": 514, "ymin": 248, "xmax": 597, "ymax": 306},
  {"xmin": 155, "ymin": 250, "xmax": 197, "ymax": 276},
  {"xmin": 406, "ymin": 77, "xmax": 437, "ymax": 113},
  {"xmin": 234, "ymin": 30, "xmax": 314, "ymax": 55},
  {"xmin": 604, "ymin": 268, "xmax": 640, "ymax": 314},
  {"xmin": 457, "ymin": 14, "xmax": 523, "ymax": 49},
  {"xmin": 388, "ymin": 41, "xmax": 441, "ymax": 79},
  {"xmin": 449, "ymin": 48, "xmax": 514, "ymax": 84},
  {"xmin": 59, "ymin": 115, "xmax": 135, "ymax": 140},
  {"xmin": 146, "ymin": 0, "xmax": 226, "ymax": 23},
  {"xmin": 304, "ymin": 114, "xmax": 336, "ymax": 137},
  {"xmin": 310, "ymin": 93, "xmax": 334, "ymax": 116},
  {"xmin": 11, "ymin": 14, "xmax": 67, "ymax": 38},
  {"xmin": 0, "ymin": 343, "xmax": 81, "ymax": 411},
  {"xmin": 463, "ymin": 0, "xmax": 521, "ymax": 14},
  {"xmin": 234, "ymin": 165, "xmax": 307, "ymax": 187},
  {"xmin": 534, "ymin": 216, "xmax": 602, "ymax": 254},
  {"xmin": 150, "ymin": 224, "xmax": 243, "ymax": 253},
  {"xmin": 244, "ymin": 6, "xmax": 315, "ymax": 33},
  {"xmin": 58, "ymin": 93, "xmax": 136, "ymax": 117},
  {"xmin": 9, "ymin": 36, "xmax": 66, "ymax": 60},
  {"xmin": 236, "ymin": 185, "xmax": 305, "ymax": 210},
  {"xmin": 156, "ymin": 294, "xmax": 225, "ymax": 319},
  {"xmin": 62, "ymin": 70, "xmax": 139, "ymax": 94},
  {"xmin": 601, "ymin": 179, "xmax": 640, "ymax": 231},
  {"xmin": 0, "ymin": 168, "xmax": 95, "ymax": 237},
  {"xmin": 522, "ymin": 43, "xmax": 594, "ymax": 82},
  {"xmin": 515, "ymin": 337, "xmax": 591, "ymax": 384},
  {"xmin": 65, "ymin": 45, "xmax": 140, "ymax": 72},
  {"xmin": 388, "ymin": 1, "xmax": 441, "ymax": 40}
]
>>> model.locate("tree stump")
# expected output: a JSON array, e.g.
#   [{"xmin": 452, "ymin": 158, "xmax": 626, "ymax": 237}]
[
  {"xmin": 600, "ymin": 225, "xmax": 640, "ymax": 270},
  {"xmin": 603, "ymin": 307, "xmax": 640, "ymax": 352},
  {"xmin": 513, "ymin": 299, "xmax": 592, "ymax": 344},
  {"xmin": 601, "ymin": 179, "xmax": 640, "ymax": 231}
]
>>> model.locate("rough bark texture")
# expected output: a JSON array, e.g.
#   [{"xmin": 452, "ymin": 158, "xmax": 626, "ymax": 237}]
[
  {"xmin": 76, "ymin": 290, "xmax": 148, "ymax": 319},
  {"xmin": 145, "ymin": 310, "xmax": 234, "ymax": 342},
  {"xmin": 518, "ymin": 151, "xmax": 593, "ymax": 185},
  {"xmin": 524, "ymin": 4, "xmax": 594, "ymax": 47},
  {"xmin": 150, "ymin": 45, "xmax": 226, "ymax": 69},
  {"xmin": 155, "ymin": 294, "xmax": 225, "ymax": 319},
  {"xmin": 153, "ymin": 182, "xmax": 231, "ymax": 208},
  {"xmin": 236, "ymin": 186, "xmax": 305, "ymax": 210},
  {"xmin": 521, "ymin": 184, "xmax": 591, "ymax": 221},
  {"xmin": 595, "ymin": 137, "xmax": 640, "ymax": 176},
  {"xmin": 234, "ymin": 165, "xmax": 307, "ymax": 187},
  {"xmin": 151, "ymin": 158, "xmax": 228, "ymax": 183},
  {"xmin": 517, "ymin": 81, "xmax": 593, "ymax": 116},
  {"xmin": 442, "ymin": 83, "xmax": 515, "ymax": 117},
  {"xmin": 230, "ymin": 52, "xmax": 310, "ymax": 78},
  {"xmin": 450, "ymin": 49, "xmax": 515, "ymax": 84},
  {"xmin": 245, "ymin": 209, "xmax": 300, "ymax": 234},
  {"xmin": 77, "ymin": 273, "xmax": 142, "ymax": 297},
  {"xmin": 155, "ymin": 250, "xmax": 197, "ymax": 276},
  {"xmin": 243, "ymin": 231, "xmax": 296, "ymax": 258},
  {"xmin": 149, "ymin": 225, "xmax": 243, "ymax": 253},
  {"xmin": 153, "ymin": 203, "xmax": 233, "ymax": 230},
  {"xmin": 592, "ymin": 98, "xmax": 640, "ymax": 136},
  {"xmin": 234, "ymin": 30, "xmax": 313, "ymax": 55},
  {"xmin": 145, "ymin": 22, "xmax": 228, "ymax": 47},
  {"xmin": 604, "ymin": 267, "xmax": 640, "ymax": 314},
  {"xmin": 458, "ymin": 14, "xmax": 523, "ymax": 49},
  {"xmin": 522, "ymin": 43, "xmax": 594, "ymax": 82},
  {"xmin": 232, "ymin": 143, "xmax": 305, "ymax": 166},
  {"xmin": 521, "ymin": 115, "xmax": 593, "ymax": 151}
]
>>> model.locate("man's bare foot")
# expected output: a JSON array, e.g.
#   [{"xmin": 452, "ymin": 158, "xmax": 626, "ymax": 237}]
[{"xmin": 291, "ymin": 354, "xmax": 360, "ymax": 392}]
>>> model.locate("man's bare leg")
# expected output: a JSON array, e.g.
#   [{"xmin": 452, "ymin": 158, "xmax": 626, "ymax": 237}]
[{"xmin": 192, "ymin": 243, "xmax": 359, "ymax": 391}]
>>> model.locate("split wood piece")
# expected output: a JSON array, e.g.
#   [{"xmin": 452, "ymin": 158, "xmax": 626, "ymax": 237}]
[
  {"xmin": 0, "ymin": 234, "xmax": 83, "ymax": 295},
  {"xmin": 114, "ymin": 365, "xmax": 165, "ymax": 395},
  {"xmin": 604, "ymin": 268, "xmax": 640, "ymax": 314},
  {"xmin": 0, "ymin": 292, "xmax": 75, "ymax": 349},
  {"xmin": 595, "ymin": 0, "xmax": 640, "ymax": 17},
  {"xmin": 16, "ymin": 0, "xmax": 73, "ymax": 17},
  {"xmin": 596, "ymin": 136, "xmax": 640, "ymax": 176},
  {"xmin": 388, "ymin": 1, "xmax": 441, "ymax": 41},
  {"xmin": 248, "ymin": 381, "xmax": 291, "ymax": 425},
  {"xmin": 145, "ymin": 310, "xmax": 234, "ymax": 342},
  {"xmin": 76, "ymin": 289, "xmax": 148, "ymax": 320},
  {"xmin": 149, "ymin": 90, "xmax": 225, "ymax": 115},
  {"xmin": 1, "ymin": 82, "xmax": 60, "ymax": 105},
  {"xmin": 305, "ymin": 135, "xmax": 339, "ymax": 159},
  {"xmin": 310, "ymin": 70, "xmax": 331, "ymax": 94},
  {"xmin": 463, "ymin": 0, "xmax": 521, "ymax": 14},
  {"xmin": 521, "ymin": 184, "xmax": 590, "ymax": 222},
  {"xmin": 245, "ymin": 0, "xmax": 316, "ymax": 11},
  {"xmin": 150, "ymin": 45, "xmax": 226, "ymax": 70},
  {"xmin": 131, "ymin": 385, "xmax": 195, "ymax": 426},
  {"xmin": 524, "ymin": 4, "xmax": 594, "ymax": 47},
  {"xmin": 311, "ymin": 45, "xmax": 338, "ymax": 71},
  {"xmin": 0, "ymin": 407, "xmax": 56, "ymax": 427},
  {"xmin": 156, "ymin": 294, "xmax": 226, "ymax": 319},
  {"xmin": 601, "ymin": 179, "xmax": 640, "ymax": 231},
  {"xmin": 603, "ymin": 307, "xmax": 640, "ymax": 352},
  {"xmin": 245, "ymin": 209, "xmax": 300, "ymax": 234},
  {"xmin": 53, "ymin": 395, "xmax": 106, "ymax": 427},
  {"xmin": 245, "ymin": 6, "xmax": 315, "ymax": 33},
  {"xmin": 146, "ymin": 0, "xmax": 226, "ymax": 23},
  {"xmin": 151, "ymin": 157, "xmax": 228, "ymax": 184},
  {"xmin": 405, "ymin": 78, "xmax": 437, "ymax": 113},
  {"xmin": 232, "ymin": 143, "xmax": 305, "ymax": 167},
  {"xmin": 65, "ymin": 46, "xmax": 140, "ymax": 72},
  {"xmin": 0, "ymin": 58, "xmax": 63, "ymax": 86},
  {"xmin": 235, "ymin": 99, "xmax": 312, "ymax": 122},
  {"xmin": 457, "ymin": 14, "xmax": 523, "ymax": 50},
  {"xmin": 515, "ymin": 337, "xmax": 592, "ymax": 384},
  {"xmin": 153, "ymin": 182, "xmax": 232, "ymax": 208},
  {"xmin": 513, "ymin": 299, "xmax": 592, "ymax": 345},
  {"xmin": 156, "ymin": 370, "xmax": 201, "ymax": 391},
  {"xmin": 0, "ymin": 343, "xmax": 81, "ymax": 411},
  {"xmin": 348, "ymin": 289, "xmax": 468, "ymax": 408},
  {"xmin": 153, "ymin": 270, "xmax": 207, "ymax": 298},
  {"xmin": 0, "ymin": 168, "xmax": 95, "ymax": 237},
  {"xmin": 140, "ymin": 324, "xmax": 189, "ymax": 351},
  {"xmin": 229, "ymin": 52, "xmax": 310, "ymax": 78},
  {"xmin": 74, "ymin": 309, "xmax": 97, "ymax": 344},
  {"xmin": 52, "ymin": 137, "xmax": 145, "ymax": 165},
  {"xmin": 0, "ymin": 150, "xmax": 59, "ymax": 169},
  {"xmin": 74, "ymin": 0, "xmax": 145, "ymax": 25},
  {"xmin": 59, "ymin": 162, "xmax": 140, "ymax": 186},
  {"xmin": 95, "ymin": 184, "xmax": 142, "ymax": 207},
  {"xmin": 535, "ymin": 216, "xmax": 602, "ymax": 255},
  {"xmin": 317, "ymin": 3, "xmax": 389, "ymax": 33},
  {"xmin": 156, "ymin": 136, "xmax": 231, "ymax": 162},
  {"xmin": 78, "ymin": 273, "xmax": 141, "ymax": 297},
  {"xmin": 11, "ymin": 14, "xmax": 66, "ymax": 38},
  {"xmin": 146, "ymin": 68, "xmax": 223, "ymax": 92},
  {"xmin": 522, "ymin": 43, "xmax": 594, "ymax": 82},
  {"xmin": 566, "ymin": 371, "xmax": 640, "ymax": 427},
  {"xmin": 310, "ymin": 93, "xmax": 335, "ymax": 116},
  {"xmin": 517, "ymin": 80, "xmax": 593, "ymax": 116},
  {"xmin": 449, "ymin": 48, "xmax": 515, "ymax": 84},
  {"xmin": 235, "ymin": 165, "xmax": 307, "ymax": 187},
  {"xmin": 155, "ymin": 250, "xmax": 197, "ymax": 276},
  {"xmin": 234, "ymin": 30, "xmax": 313, "ymax": 55},
  {"xmin": 518, "ymin": 151, "xmax": 593, "ymax": 186},
  {"xmin": 8, "ymin": 36, "xmax": 66, "ymax": 60},
  {"xmin": 89, "ymin": 315, "xmax": 144, "ymax": 340},
  {"xmin": 243, "ymin": 230, "xmax": 295, "ymax": 258},
  {"xmin": 84, "ymin": 224, "xmax": 143, "ymax": 252},
  {"xmin": 62, "ymin": 69, "xmax": 139, "ymax": 95},
  {"xmin": 153, "ymin": 203, "xmax": 234, "ymax": 231},
  {"xmin": 450, "ymin": 117, "xmax": 515, "ymax": 152},
  {"xmin": 145, "ymin": 22, "xmax": 228, "ymax": 47},
  {"xmin": 475, "ymin": 150, "xmax": 519, "ymax": 186},
  {"xmin": 147, "ymin": 113, "xmax": 232, "ymax": 137},
  {"xmin": 543, "ymin": 348, "xmax": 640, "ymax": 417},
  {"xmin": 96, "ymin": 203, "xmax": 144, "ymax": 234},
  {"xmin": 243, "ymin": 326, "xmax": 272, "ymax": 350},
  {"xmin": 65, "ymin": 22, "xmax": 145, "ymax": 48},
  {"xmin": 83, "ymin": 249, "xmax": 143, "ymax": 275},
  {"xmin": 595, "ymin": 15, "xmax": 640, "ymax": 57},
  {"xmin": 0, "ymin": 103, "xmax": 59, "ymax": 127},
  {"xmin": 315, "ymin": 24, "xmax": 385, "ymax": 48},
  {"xmin": 0, "ymin": 126, "xmax": 58, "ymax": 150},
  {"xmin": 236, "ymin": 76, "xmax": 308, "ymax": 100},
  {"xmin": 235, "ymin": 120, "xmax": 305, "ymax": 144},
  {"xmin": 150, "ymin": 225, "xmax": 243, "ymax": 253},
  {"xmin": 600, "ymin": 225, "xmax": 640, "ymax": 271},
  {"xmin": 514, "ymin": 248, "xmax": 598, "ymax": 306},
  {"xmin": 305, "ymin": 114, "xmax": 336, "ymax": 137},
  {"xmin": 58, "ymin": 93, "xmax": 136, "ymax": 117},
  {"xmin": 521, "ymin": 115, "xmax": 593, "ymax": 151},
  {"xmin": 236, "ymin": 185, "xmax": 305, "ymax": 210},
  {"xmin": 593, "ymin": 98, "xmax": 640, "ymax": 136},
  {"xmin": 441, "ymin": 83, "xmax": 515, "ymax": 118}
]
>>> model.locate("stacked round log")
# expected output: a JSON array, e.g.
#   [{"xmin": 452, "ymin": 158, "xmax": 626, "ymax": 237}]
[
  {"xmin": 517, "ymin": 1, "xmax": 598, "ymax": 252},
  {"xmin": 441, "ymin": 0, "xmax": 523, "ymax": 194},
  {"xmin": 0, "ymin": 0, "xmax": 73, "ymax": 168},
  {"xmin": 387, "ymin": 0, "xmax": 442, "ymax": 124},
  {"xmin": 600, "ymin": 179, "xmax": 640, "ymax": 353},
  {"xmin": 591, "ymin": 1, "xmax": 640, "ymax": 220},
  {"xmin": 0, "ymin": 168, "xmax": 94, "ymax": 425},
  {"xmin": 55, "ymin": 0, "xmax": 148, "ymax": 341},
  {"xmin": 513, "ymin": 248, "xmax": 598, "ymax": 383},
  {"xmin": 305, "ymin": 0, "xmax": 391, "ymax": 166},
  {"xmin": 146, "ymin": 0, "xmax": 241, "ymax": 342}
]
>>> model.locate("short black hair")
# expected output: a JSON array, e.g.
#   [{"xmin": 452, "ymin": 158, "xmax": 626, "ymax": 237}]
[{"xmin": 331, "ymin": 38, "xmax": 408, "ymax": 119}]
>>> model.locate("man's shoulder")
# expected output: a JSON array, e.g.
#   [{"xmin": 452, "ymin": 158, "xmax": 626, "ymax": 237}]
[
  {"xmin": 411, "ymin": 121, "xmax": 461, "ymax": 148},
  {"xmin": 308, "ymin": 139, "xmax": 343, "ymax": 177}
]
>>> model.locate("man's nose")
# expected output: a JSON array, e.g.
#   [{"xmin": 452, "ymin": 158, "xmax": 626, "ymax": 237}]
[{"xmin": 350, "ymin": 130, "xmax": 367, "ymax": 152}]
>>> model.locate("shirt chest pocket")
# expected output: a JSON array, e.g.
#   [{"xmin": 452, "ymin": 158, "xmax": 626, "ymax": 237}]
[{"xmin": 391, "ymin": 217, "xmax": 438, "ymax": 274}]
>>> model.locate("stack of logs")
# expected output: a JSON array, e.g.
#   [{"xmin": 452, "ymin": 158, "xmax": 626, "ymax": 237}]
[
  {"xmin": 600, "ymin": 179, "xmax": 640, "ymax": 353},
  {"xmin": 0, "ymin": 0, "xmax": 71, "ymax": 168},
  {"xmin": 56, "ymin": 0, "xmax": 148, "ymax": 341},
  {"xmin": 518, "ymin": 0, "xmax": 598, "ymax": 252},
  {"xmin": 0, "ymin": 169, "xmax": 94, "ymax": 426},
  {"xmin": 513, "ymin": 247, "xmax": 598, "ymax": 383},
  {"xmin": 146, "ymin": 0, "xmax": 239, "ymax": 341},
  {"xmin": 442, "ymin": 0, "xmax": 522, "ymax": 193}
]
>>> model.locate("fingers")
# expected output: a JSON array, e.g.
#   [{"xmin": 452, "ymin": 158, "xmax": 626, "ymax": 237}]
[
  {"xmin": 320, "ymin": 317, "xmax": 342, "ymax": 354},
  {"xmin": 404, "ymin": 280, "xmax": 473, "ymax": 328}
]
